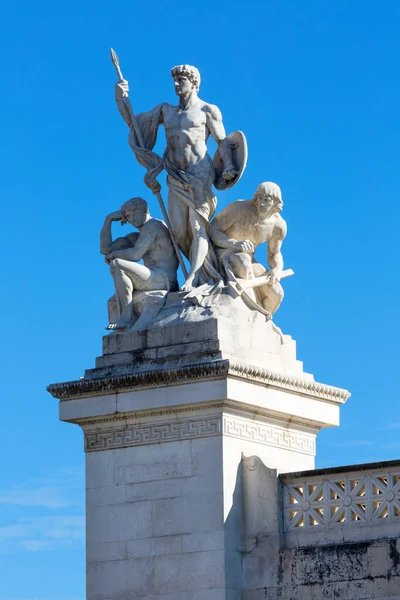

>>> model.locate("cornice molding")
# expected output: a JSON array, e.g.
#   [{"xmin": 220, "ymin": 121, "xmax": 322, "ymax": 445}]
[{"xmin": 48, "ymin": 359, "xmax": 350, "ymax": 404}]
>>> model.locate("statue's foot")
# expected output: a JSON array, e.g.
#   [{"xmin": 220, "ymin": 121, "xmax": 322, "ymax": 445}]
[
  {"xmin": 181, "ymin": 282, "xmax": 194, "ymax": 292},
  {"xmin": 105, "ymin": 319, "xmax": 132, "ymax": 332},
  {"xmin": 180, "ymin": 275, "xmax": 198, "ymax": 293}
]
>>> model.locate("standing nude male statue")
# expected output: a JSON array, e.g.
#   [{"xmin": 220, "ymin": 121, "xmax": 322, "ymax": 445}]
[
  {"xmin": 100, "ymin": 197, "xmax": 178, "ymax": 331},
  {"xmin": 210, "ymin": 182, "xmax": 287, "ymax": 316},
  {"xmin": 115, "ymin": 65, "xmax": 244, "ymax": 291}
]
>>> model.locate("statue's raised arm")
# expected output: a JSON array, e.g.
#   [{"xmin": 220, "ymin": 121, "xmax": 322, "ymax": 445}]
[{"xmin": 115, "ymin": 78, "xmax": 133, "ymax": 127}]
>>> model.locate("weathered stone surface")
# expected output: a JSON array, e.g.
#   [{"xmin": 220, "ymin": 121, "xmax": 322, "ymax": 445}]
[
  {"xmin": 48, "ymin": 282, "xmax": 354, "ymax": 600},
  {"xmin": 242, "ymin": 538, "xmax": 400, "ymax": 599},
  {"xmin": 49, "ymin": 308, "xmax": 353, "ymax": 600},
  {"xmin": 84, "ymin": 434, "xmax": 244, "ymax": 599},
  {"xmin": 86, "ymin": 501, "xmax": 152, "ymax": 543},
  {"xmin": 87, "ymin": 557, "xmax": 155, "ymax": 599},
  {"xmin": 52, "ymin": 347, "xmax": 400, "ymax": 600},
  {"xmin": 91, "ymin": 293, "xmax": 302, "ymax": 378}
]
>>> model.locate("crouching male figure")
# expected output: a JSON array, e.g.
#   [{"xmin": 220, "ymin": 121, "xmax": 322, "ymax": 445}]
[
  {"xmin": 210, "ymin": 182, "xmax": 287, "ymax": 316},
  {"xmin": 100, "ymin": 197, "xmax": 178, "ymax": 331}
]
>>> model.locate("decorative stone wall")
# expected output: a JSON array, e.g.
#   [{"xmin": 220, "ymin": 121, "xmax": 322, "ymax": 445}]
[
  {"xmin": 241, "ymin": 459, "xmax": 400, "ymax": 600},
  {"xmin": 282, "ymin": 462, "xmax": 400, "ymax": 547}
]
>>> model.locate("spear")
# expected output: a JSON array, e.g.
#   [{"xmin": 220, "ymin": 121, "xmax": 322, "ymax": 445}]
[{"xmin": 110, "ymin": 48, "xmax": 188, "ymax": 279}]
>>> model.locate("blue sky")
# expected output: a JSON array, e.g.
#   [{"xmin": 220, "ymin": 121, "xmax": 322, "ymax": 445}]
[{"xmin": 1, "ymin": 0, "xmax": 400, "ymax": 597}]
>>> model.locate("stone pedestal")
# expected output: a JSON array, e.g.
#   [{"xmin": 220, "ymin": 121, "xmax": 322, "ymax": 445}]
[{"xmin": 48, "ymin": 294, "xmax": 349, "ymax": 599}]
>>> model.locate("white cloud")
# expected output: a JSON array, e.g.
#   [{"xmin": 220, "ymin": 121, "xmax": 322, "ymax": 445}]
[
  {"xmin": 0, "ymin": 486, "xmax": 74, "ymax": 509},
  {"xmin": 0, "ymin": 467, "xmax": 84, "ymax": 510},
  {"xmin": 0, "ymin": 515, "xmax": 85, "ymax": 553},
  {"xmin": 18, "ymin": 540, "xmax": 50, "ymax": 552},
  {"xmin": 15, "ymin": 516, "xmax": 84, "ymax": 548},
  {"xmin": 0, "ymin": 525, "xmax": 32, "ymax": 539},
  {"xmin": 0, "ymin": 467, "xmax": 85, "ymax": 554}
]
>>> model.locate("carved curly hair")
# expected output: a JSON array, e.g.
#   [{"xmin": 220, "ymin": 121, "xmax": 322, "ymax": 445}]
[{"xmin": 170, "ymin": 64, "xmax": 201, "ymax": 90}]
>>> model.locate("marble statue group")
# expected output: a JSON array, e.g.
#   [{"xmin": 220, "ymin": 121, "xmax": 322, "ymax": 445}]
[{"xmin": 102, "ymin": 52, "xmax": 292, "ymax": 332}]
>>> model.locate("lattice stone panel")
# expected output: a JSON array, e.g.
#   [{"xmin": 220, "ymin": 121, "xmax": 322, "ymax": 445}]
[{"xmin": 283, "ymin": 469, "xmax": 400, "ymax": 531}]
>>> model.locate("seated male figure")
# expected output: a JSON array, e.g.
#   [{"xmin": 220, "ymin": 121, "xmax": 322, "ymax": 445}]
[{"xmin": 100, "ymin": 197, "xmax": 178, "ymax": 331}]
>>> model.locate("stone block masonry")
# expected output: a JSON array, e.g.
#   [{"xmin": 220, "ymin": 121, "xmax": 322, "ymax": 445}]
[
  {"xmin": 48, "ymin": 360, "xmax": 348, "ymax": 599},
  {"xmin": 85, "ymin": 436, "xmax": 241, "ymax": 599},
  {"xmin": 49, "ymin": 336, "xmax": 400, "ymax": 598}
]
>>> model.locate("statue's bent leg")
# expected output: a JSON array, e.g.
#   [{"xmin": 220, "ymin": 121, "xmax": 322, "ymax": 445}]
[
  {"xmin": 261, "ymin": 283, "xmax": 284, "ymax": 315},
  {"xmin": 252, "ymin": 263, "xmax": 284, "ymax": 315},
  {"xmin": 229, "ymin": 252, "xmax": 254, "ymax": 280},
  {"xmin": 111, "ymin": 258, "xmax": 166, "ymax": 290},
  {"xmin": 110, "ymin": 259, "xmax": 134, "ymax": 325},
  {"xmin": 109, "ymin": 259, "xmax": 166, "ymax": 329},
  {"xmin": 107, "ymin": 294, "xmax": 118, "ymax": 324}
]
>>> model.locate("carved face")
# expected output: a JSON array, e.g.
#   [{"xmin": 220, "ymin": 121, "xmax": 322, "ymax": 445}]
[
  {"xmin": 255, "ymin": 193, "xmax": 283, "ymax": 216},
  {"xmin": 255, "ymin": 193, "xmax": 274, "ymax": 215},
  {"xmin": 174, "ymin": 75, "xmax": 194, "ymax": 97},
  {"xmin": 123, "ymin": 203, "xmax": 147, "ymax": 228}
]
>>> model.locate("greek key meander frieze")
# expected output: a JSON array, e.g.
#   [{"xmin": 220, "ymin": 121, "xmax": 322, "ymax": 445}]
[
  {"xmin": 223, "ymin": 417, "xmax": 315, "ymax": 455},
  {"xmin": 84, "ymin": 414, "xmax": 316, "ymax": 454},
  {"xmin": 283, "ymin": 469, "xmax": 400, "ymax": 531},
  {"xmin": 85, "ymin": 417, "xmax": 222, "ymax": 452}
]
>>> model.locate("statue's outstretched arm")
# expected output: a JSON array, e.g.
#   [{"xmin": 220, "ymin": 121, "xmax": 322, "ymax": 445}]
[{"xmin": 115, "ymin": 79, "xmax": 133, "ymax": 127}]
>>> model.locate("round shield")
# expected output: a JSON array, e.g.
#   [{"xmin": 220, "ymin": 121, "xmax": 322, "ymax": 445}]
[{"xmin": 213, "ymin": 130, "xmax": 248, "ymax": 191}]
